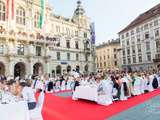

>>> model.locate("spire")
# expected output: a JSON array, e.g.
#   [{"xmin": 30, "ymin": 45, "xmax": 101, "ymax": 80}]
[{"xmin": 73, "ymin": 0, "xmax": 85, "ymax": 16}]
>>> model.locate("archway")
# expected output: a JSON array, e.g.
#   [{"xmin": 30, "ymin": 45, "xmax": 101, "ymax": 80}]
[
  {"xmin": 14, "ymin": 62, "xmax": 26, "ymax": 78},
  {"xmin": 0, "ymin": 62, "xmax": 5, "ymax": 75},
  {"xmin": 56, "ymin": 65, "xmax": 61, "ymax": 75},
  {"xmin": 67, "ymin": 65, "xmax": 71, "ymax": 73},
  {"xmin": 51, "ymin": 70, "xmax": 55, "ymax": 77},
  {"xmin": 76, "ymin": 65, "xmax": 80, "ymax": 73},
  {"xmin": 33, "ymin": 63, "xmax": 43, "ymax": 76}
]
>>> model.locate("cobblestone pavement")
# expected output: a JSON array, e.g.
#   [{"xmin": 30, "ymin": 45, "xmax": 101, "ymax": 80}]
[
  {"xmin": 108, "ymin": 96, "xmax": 160, "ymax": 120},
  {"xmin": 54, "ymin": 91, "xmax": 72, "ymax": 97}
]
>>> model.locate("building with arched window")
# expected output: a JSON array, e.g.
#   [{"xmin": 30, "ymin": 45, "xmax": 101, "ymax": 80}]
[{"xmin": 0, "ymin": 0, "xmax": 95, "ymax": 77}]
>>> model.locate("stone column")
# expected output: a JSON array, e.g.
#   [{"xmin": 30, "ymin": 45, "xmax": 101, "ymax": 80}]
[
  {"xmin": 8, "ymin": 57, "xmax": 14, "ymax": 76},
  {"xmin": 44, "ymin": 61, "xmax": 50, "ymax": 75}
]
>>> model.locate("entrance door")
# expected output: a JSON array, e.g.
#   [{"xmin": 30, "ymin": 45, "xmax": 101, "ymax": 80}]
[
  {"xmin": 14, "ymin": 62, "xmax": 25, "ymax": 78},
  {"xmin": 56, "ymin": 65, "xmax": 61, "ymax": 75},
  {"xmin": 67, "ymin": 66, "xmax": 71, "ymax": 73},
  {"xmin": 33, "ymin": 63, "xmax": 43, "ymax": 76}
]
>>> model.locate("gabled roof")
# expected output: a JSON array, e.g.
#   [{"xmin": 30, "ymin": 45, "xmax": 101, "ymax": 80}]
[{"xmin": 119, "ymin": 3, "xmax": 160, "ymax": 34}]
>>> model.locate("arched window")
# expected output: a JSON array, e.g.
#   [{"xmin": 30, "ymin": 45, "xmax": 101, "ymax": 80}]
[
  {"xmin": 34, "ymin": 12, "xmax": 40, "ymax": 28},
  {"xmin": 16, "ymin": 7, "xmax": 25, "ymax": 25},
  {"xmin": 0, "ymin": 1, "xmax": 5, "ymax": 21}
]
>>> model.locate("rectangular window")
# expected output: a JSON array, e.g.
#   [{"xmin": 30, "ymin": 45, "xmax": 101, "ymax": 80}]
[
  {"xmin": 56, "ymin": 26, "xmax": 60, "ymax": 33},
  {"xmin": 85, "ymin": 54, "xmax": 88, "ymax": 61},
  {"xmin": 122, "ymin": 41, "xmax": 125, "ymax": 47},
  {"xmin": 154, "ymin": 20, "xmax": 158, "ymax": 26},
  {"xmin": 114, "ymin": 54, "xmax": 117, "ymax": 59},
  {"xmin": 113, "ymin": 48, "xmax": 116, "ymax": 52},
  {"xmin": 145, "ymin": 32, "xmax": 149, "ymax": 39},
  {"xmin": 104, "ymin": 62, "xmax": 106, "ymax": 67},
  {"xmin": 104, "ymin": 56, "xmax": 106, "ymax": 60},
  {"xmin": 75, "ymin": 41, "xmax": 79, "ymax": 49},
  {"xmin": 126, "ymin": 39, "xmax": 129, "ymax": 45},
  {"xmin": 137, "ymin": 44, "xmax": 141, "ymax": 53},
  {"xmin": 97, "ymin": 63, "xmax": 99, "ymax": 68},
  {"xmin": 84, "ymin": 32, "xmax": 87, "ymax": 38},
  {"xmin": 17, "ymin": 44, "xmax": 24, "ymax": 55},
  {"xmin": 75, "ymin": 31, "xmax": 78, "ymax": 36},
  {"xmin": 155, "ymin": 29, "xmax": 159, "ymax": 36},
  {"xmin": 123, "ymin": 49, "xmax": 125, "ymax": 56},
  {"xmin": 150, "ymin": 22, "xmax": 153, "ymax": 28},
  {"xmin": 57, "ymin": 41, "xmax": 60, "ymax": 47},
  {"xmin": 0, "ymin": 44, "xmax": 4, "ymax": 54},
  {"xmin": 126, "ymin": 32, "xmax": 129, "ymax": 37},
  {"xmin": 66, "ymin": 28, "xmax": 70, "ymax": 35},
  {"xmin": 156, "ymin": 41, "xmax": 160, "ymax": 52},
  {"xmin": 127, "ymin": 48, "xmax": 130, "ymax": 55},
  {"xmin": 76, "ymin": 53, "xmax": 79, "ymax": 61},
  {"xmin": 114, "ymin": 61, "xmax": 117, "ymax": 66},
  {"xmin": 123, "ymin": 57, "xmax": 126, "ymax": 64},
  {"xmin": 131, "ymin": 30, "xmax": 134, "ymax": 35},
  {"xmin": 144, "ymin": 24, "xmax": 148, "ymax": 30},
  {"xmin": 138, "ymin": 56, "xmax": 142, "ymax": 63},
  {"xmin": 136, "ymin": 27, "xmax": 140, "ymax": 33},
  {"xmin": 147, "ymin": 54, "xmax": 151, "ymax": 61},
  {"xmin": 121, "ymin": 35, "xmax": 124, "ymax": 39},
  {"xmin": 127, "ymin": 57, "xmax": 131, "ymax": 64},
  {"xmin": 67, "ymin": 53, "xmax": 70, "ymax": 60},
  {"xmin": 100, "ymin": 63, "xmax": 102, "ymax": 67},
  {"xmin": 132, "ymin": 46, "xmax": 135, "ymax": 54},
  {"xmin": 133, "ymin": 56, "xmax": 136, "ymax": 63},
  {"xmin": 137, "ymin": 35, "xmax": 141, "ymax": 42},
  {"xmin": 146, "ymin": 42, "xmax": 150, "ymax": 51},
  {"xmin": 66, "ymin": 40, "xmax": 70, "ymax": 48},
  {"xmin": 36, "ymin": 46, "xmax": 41, "ymax": 56},
  {"xmin": 57, "ymin": 52, "xmax": 60, "ymax": 60},
  {"xmin": 0, "ymin": 2, "xmax": 5, "ymax": 21}
]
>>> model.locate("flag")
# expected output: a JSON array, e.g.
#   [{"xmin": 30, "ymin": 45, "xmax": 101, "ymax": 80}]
[
  {"xmin": 39, "ymin": 0, "xmax": 45, "ymax": 29},
  {"xmin": 90, "ymin": 22, "xmax": 96, "ymax": 44},
  {"xmin": 11, "ymin": 0, "xmax": 14, "ymax": 20},
  {"xmin": 6, "ymin": 0, "xmax": 9, "ymax": 19}
]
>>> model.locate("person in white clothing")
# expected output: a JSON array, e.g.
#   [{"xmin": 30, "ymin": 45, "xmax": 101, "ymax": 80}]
[{"xmin": 18, "ymin": 82, "xmax": 36, "ymax": 110}]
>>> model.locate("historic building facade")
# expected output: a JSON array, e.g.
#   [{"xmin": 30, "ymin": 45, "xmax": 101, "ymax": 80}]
[
  {"xmin": 119, "ymin": 4, "xmax": 160, "ymax": 71},
  {"xmin": 0, "ymin": 0, "xmax": 95, "ymax": 77},
  {"xmin": 96, "ymin": 39, "xmax": 121, "ymax": 71}
]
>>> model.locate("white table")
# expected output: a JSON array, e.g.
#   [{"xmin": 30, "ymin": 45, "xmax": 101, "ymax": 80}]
[
  {"xmin": 72, "ymin": 85, "xmax": 98, "ymax": 102},
  {"xmin": 0, "ymin": 101, "xmax": 30, "ymax": 120}
]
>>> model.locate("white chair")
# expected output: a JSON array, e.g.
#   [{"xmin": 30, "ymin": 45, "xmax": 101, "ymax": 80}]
[
  {"xmin": 55, "ymin": 81, "xmax": 61, "ymax": 92},
  {"xmin": 29, "ymin": 91, "xmax": 45, "ymax": 120}
]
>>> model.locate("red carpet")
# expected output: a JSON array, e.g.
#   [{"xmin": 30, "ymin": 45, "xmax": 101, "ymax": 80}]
[{"xmin": 41, "ymin": 89, "xmax": 160, "ymax": 120}]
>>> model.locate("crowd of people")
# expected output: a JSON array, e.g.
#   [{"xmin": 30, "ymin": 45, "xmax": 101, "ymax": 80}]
[
  {"xmin": 0, "ymin": 69, "xmax": 160, "ymax": 110},
  {"xmin": 0, "ymin": 77, "xmax": 36, "ymax": 110}
]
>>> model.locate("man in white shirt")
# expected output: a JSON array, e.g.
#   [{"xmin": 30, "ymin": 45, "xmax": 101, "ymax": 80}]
[{"xmin": 19, "ymin": 82, "xmax": 36, "ymax": 110}]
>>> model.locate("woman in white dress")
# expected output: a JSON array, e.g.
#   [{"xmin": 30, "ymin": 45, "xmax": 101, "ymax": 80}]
[
  {"xmin": 119, "ymin": 75, "xmax": 129, "ymax": 101},
  {"xmin": 148, "ymin": 73, "xmax": 154, "ymax": 92},
  {"xmin": 133, "ymin": 73, "xmax": 142, "ymax": 95},
  {"xmin": 97, "ymin": 75, "xmax": 113, "ymax": 106}
]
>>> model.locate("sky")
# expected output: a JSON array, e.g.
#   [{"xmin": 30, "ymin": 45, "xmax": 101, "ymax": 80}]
[{"xmin": 48, "ymin": 0, "xmax": 160, "ymax": 45}]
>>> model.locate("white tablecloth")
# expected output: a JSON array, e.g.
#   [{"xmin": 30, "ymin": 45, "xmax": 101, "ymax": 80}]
[
  {"xmin": 72, "ymin": 85, "xmax": 98, "ymax": 102},
  {"xmin": 0, "ymin": 101, "xmax": 30, "ymax": 120}
]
